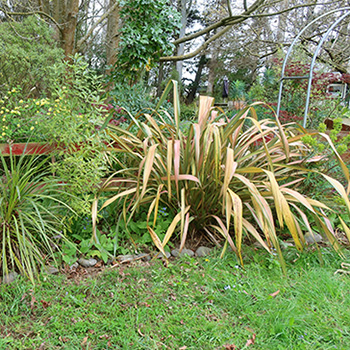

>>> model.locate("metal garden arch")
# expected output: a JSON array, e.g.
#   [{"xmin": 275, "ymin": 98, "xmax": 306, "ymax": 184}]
[{"xmin": 276, "ymin": 8, "xmax": 350, "ymax": 127}]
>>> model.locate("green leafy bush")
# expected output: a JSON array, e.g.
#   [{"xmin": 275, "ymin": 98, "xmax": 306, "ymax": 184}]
[
  {"xmin": 63, "ymin": 205, "xmax": 174, "ymax": 263},
  {"xmin": 0, "ymin": 16, "xmax": 64, "ymax": 96},
  {"xmin": 45, "ymin": 55, "xmax": 109, "ymax": 215},
  {"xmin": 93, "ymin": 81, "xmax": 350, "ymax": 272},
  {"xmin": 299, "ymin": 118, "xmax": 350, "ymax": 205},
  {"xmin": 108, "ymin": 81, "xmax": 155, "ymax": 119},
  {"xmin": 0, "ymin": 55, "xmax": 109, "ymax": 215}
]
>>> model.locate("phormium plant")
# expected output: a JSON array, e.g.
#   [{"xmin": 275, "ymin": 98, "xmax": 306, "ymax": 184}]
[{"xmin": 93, "ymin": 81, "xmax": 350, "ymax": 273}]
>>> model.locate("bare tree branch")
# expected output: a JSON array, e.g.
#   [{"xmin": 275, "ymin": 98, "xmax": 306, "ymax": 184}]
[
  {"xmin": 161, "ymin": 24, "xmax": 233, "ymax": 61},
  {"xmin": 75, "ymin": 2, "xmax": 119, "ymax": 52},
  {"xmin": 172, "ymin": 0, "xmax": 265, "ymax": 46},
  {"xmin": 0, "ymin": 8, "xmax": 62, "ymax": 33},
  {"xmin": 243, "ymin": 0, "xmax": 248, "ymax": 11},
  {"xmin": 162, "ymin": 1, "xmax": 332, "ymax": 62},
  {"xmin": 227, "ymin": 0, "xmax": 233, "ymax": 16},
  {"xmin": 301, "ymin": 45, "xmax": 348, "ymax": 73}
]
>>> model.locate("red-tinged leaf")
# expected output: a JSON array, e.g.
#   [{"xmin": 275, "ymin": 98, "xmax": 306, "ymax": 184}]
[
  {"xmin": 160, "ymin": 174, "xmax": 200, "ymax": 183},
  {"xmin": 245, "ymin": 333, "xmax": 256, "ymax": 346},
  {"xmin": 59, "ymin": 336, "xmax": 69, "ymax": 343},
  {"xmin": 269, "ymin": 290, "xmax": 280, "ymax": 298},
  {"xmin": 179, "ymin": 212, "xmax": 190, "ymax": 252},
  {"xmin": 174, "ymin": 140, "xmax": 181, "ymax": 195}
]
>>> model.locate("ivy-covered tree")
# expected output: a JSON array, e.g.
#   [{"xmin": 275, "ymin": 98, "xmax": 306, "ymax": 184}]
[{"xmin": 111, "ymin": 0, "xmax": 181, "ymax": 82}]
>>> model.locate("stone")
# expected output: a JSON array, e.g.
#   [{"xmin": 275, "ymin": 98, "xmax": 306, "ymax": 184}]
[
  {"xmin": 78, "ymin": 258, "xmax": 97, "ymax": 268},
  {"xmin": 70, "ymin": 262, "xmax": 79, "ymax": 270},
  {"xmin": 2, "ymin": 272, "xmax": 19, "ymax": 284},
  {"xmin": 45, "ymin": 266, "xmax": 59, "ymax": 275},
  {"xmin": 281, "ymin": 242, "xmax": 295, "ymax": 250},
  {"xmin": 171, "ymin": 248, "xmax": 195, "ymax": 258},
  {"xmin": 117, "ymin": 254, "xmax": 136, "ymax": 263},
  {"xmin": 136, "ymin": 253, "xmax": 151, "ymax": 262},
  {"xmin": 195, "ymin": 246, "xmax": 212, "ymax": 257},
  {"xmin": 157, "ymin": 251, "xmax": 171, "ymax": 259},
  {"xmin": 304, "ymin": 232, "xmax": 323, "ymax": 244}
]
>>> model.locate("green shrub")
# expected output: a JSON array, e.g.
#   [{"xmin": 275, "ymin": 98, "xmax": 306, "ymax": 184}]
[
  {"xmin": 0, "ymin": 55, "xmax": 111, "ymax": 216},
  {"xmin": 108, "ymin": 81, "xmax": 155, "ymax": 119},
  {"xmin": 0, "ymin": 16, "xmax": 64, "ymax": 96},
  {"xmin": 44, "ymin": 55, "xmax": 109, "ymax": 215}
]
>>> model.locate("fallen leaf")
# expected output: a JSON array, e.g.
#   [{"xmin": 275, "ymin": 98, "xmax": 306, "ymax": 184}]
[
  {"xmin": 40, "ymin": 300, "xmax": 50, "ymax": 309},
  {"xmin": 99, "ymin": 334, "xmax": 110, "ymax": 339},
  {"xmin": 107, "ymin": 341, "xmax": 112, "ymax": 347},
  {"xmin": 269, "ymin": 290, "xmax": 280, "ymax": 298},
  {"xmin": 95, "ymin": 260, "xmax": 103, "ymax": 268},
  {"xmin": 88, "ymin": 329, "xmax": 95, "ymax": 334},
  {"xmin": 81, "ymin": 336, "xmax": 88, "ymax": 346},
  {"xmin": 38, "ymin": 342, "xmax": 45, "ymax": 350},
  {"xmin": 29, "ymin": 290, "xmax": 37, "ymax": 311},
  {"xmin": 245, "ymin": 333, "xmax": 256, "ymax": 346},
  {"xmin": 139, "ymin": 302, "xmax": 151, "ymax": 307},
  {"xmin": 43, "ymin": 316, "xmax": 53, "ymax": 326},
  {"xmin": 179, "ymin": 346, "xmax": 187, "ymax": 350},
  {"xmin": 59, "ymin": 336, "xmax": 69, "ymax": 343},
  {"xmin": 180, "ymin": 320, "xmax": 185, "ymax": 325},
  {"xmin": 223, "ymin": 345, "xmax": 237, "ymax": 349}
]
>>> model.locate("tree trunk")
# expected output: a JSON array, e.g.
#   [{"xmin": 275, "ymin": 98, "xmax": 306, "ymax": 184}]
[
  {"xmin": 176, "ymin": 0, "xmax": 188, "ymax": 81},
  {"xmin": 61, "ymin": 0, "xmax": 80, "ymax": 58},
  {"xmin": 206, "ymin": 57, "xmax": 217, "ymax": 96},
  {"xmin": 186, "ymin": 55, "xmax": 206, "ymax": 105},
  {"xmin": 106, "ymin": 0, "xmax": 121, "ymax": 68},
  {"xmin": 157, "ymin": 62, "xmax": 165, "ymax": 97}
]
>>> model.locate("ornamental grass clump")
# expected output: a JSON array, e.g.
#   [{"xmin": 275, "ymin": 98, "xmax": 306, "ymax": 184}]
[
  {"xmin": 0, "ymin": 151, "xmax": 74, "ymax": 283},
  {"xmin": 94, "ymin": 81, "xmax": 350, "ymax": 272}
]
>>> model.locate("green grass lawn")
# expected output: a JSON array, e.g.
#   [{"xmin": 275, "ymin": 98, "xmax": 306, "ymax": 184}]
[{"xmin": 1, "ymin": 247, "xmax": 350, "ymax": 349}]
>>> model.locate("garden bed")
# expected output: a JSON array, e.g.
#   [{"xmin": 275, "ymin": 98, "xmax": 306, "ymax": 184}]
[
  {"xmin": 0, "ymin": 141, "xmax": 120, "ymax": 156},
  {"xmin": 0, "ymin": 142, "xmax": 56, "ymax": 156}
]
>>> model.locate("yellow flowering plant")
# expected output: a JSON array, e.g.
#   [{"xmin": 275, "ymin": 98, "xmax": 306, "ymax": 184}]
[{"xmin": 0, "ymin": 88, "xmax": 46, "ymax": 142}]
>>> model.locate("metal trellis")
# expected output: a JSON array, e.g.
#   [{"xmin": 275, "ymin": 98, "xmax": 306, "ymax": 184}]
[{"xmin": 276, "ymin": 7, "xmax": 350, "ymax": 127}]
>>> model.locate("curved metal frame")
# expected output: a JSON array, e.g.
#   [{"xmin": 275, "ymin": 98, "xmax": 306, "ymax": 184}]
[{"xmin": 276, "ymin": 7, "xmax": 350, "ymax": 127}]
